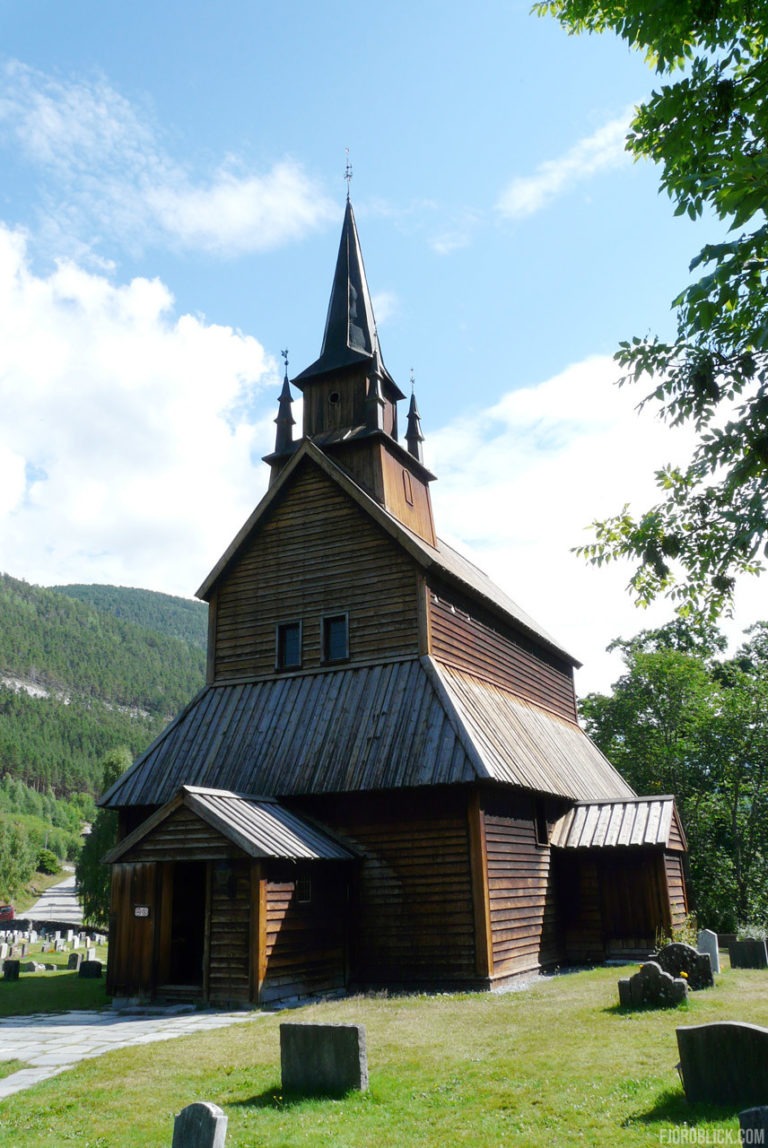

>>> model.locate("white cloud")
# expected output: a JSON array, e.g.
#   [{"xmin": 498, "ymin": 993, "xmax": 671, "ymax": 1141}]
[
  {"xmin": 371, "ymin": 290, "xmax": 398, "ymax": 326},
  {"xmin": 0, "ymin": 61, "xmax": 334, "ymax": 259},
  {"xmin": 0, "ymin": 224, "xmax": 275, "ymax": 594},
  {"xmin": 496, "ymin": 110, "xmax": 634, "ymax": 220},
  {"xmin": 427, "ymin": 356, "xmax": 764, "ymax": 695}
]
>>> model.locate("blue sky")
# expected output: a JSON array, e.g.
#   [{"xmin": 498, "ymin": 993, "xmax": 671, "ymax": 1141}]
[{"xmin": 0, "ymin": 1, "xmax": 759, "ymax": 693}]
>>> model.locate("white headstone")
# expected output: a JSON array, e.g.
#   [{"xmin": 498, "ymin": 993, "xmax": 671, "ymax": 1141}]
[
  {"xmin": 86, "ymin": 947, "xmax": 96, "ymax": 961},
  {"xmin": 698, "ymin": 929, "xmax": 721, "ymax": 975},
  {"xmin": 0, "ymin": 944, "xmax": 8, "ymax": 960}
]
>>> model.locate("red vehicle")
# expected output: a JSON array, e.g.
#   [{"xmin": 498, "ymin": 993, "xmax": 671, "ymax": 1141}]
[{"xmin": 0, "ymin": 905, "xmax": 14, "ymax": 922}]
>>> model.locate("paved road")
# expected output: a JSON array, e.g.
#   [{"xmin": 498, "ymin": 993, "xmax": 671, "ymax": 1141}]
[
  {"xmin": 0, "ymin": 1006, "xmax": 263, "ymax": 1098},
  {"xmin": 24, "ymin": 873, "xmax": 82, "ymax": 926}
]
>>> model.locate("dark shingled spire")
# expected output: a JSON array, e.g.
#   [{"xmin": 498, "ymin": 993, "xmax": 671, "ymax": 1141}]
[
  {"xmin": 406, "ymin": 389, "xmax": 425, "ymax": 463},
  {"xmin": 273, "ymin": 359, "xmax": 295, "ymax": 454},
  {"xmin": 293, "ymin": 199, "xmax": 404, "ymax": 398}
]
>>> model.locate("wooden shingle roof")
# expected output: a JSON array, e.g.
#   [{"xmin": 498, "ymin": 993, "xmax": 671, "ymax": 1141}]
[
  {"xmin": 550, "ymin": 796, "xmax": 685, "ymax": 850},
  {"xmin": 100, "ymin": 657, "xmax": 632, "ymax": 810},
  {"xmin": 105, "ymin": 785, "xmax": 357, "ymax": 864}
]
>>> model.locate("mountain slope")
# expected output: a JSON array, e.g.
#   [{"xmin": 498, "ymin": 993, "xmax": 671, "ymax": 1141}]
[{"xmin": 52, "ymin": 584, "xmax": 208, "ymax": 651}]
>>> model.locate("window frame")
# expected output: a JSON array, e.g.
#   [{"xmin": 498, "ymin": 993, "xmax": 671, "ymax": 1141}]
[
  {"xmin": 275, "ymin": 619, "xmax": 303, "ymax": 671},
  {"xmin": 321, "ymin": 612, "xmax": 349, "ymax": 664}
]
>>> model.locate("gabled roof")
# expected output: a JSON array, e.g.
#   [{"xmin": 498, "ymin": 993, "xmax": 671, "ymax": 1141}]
[
  {"xmin": 293, "ymin": 199, "xmax": 403, "ymax": 396},
  {"xmin": 550, "ymin": 796, "xmax": 685, "ymax": 850},
  {"xmin": 196, "ymin": 437, "xmax": 578, "ymax": 667},
  {"xmin": 104, "ymin": 785, "xmax": 357, "ymax": 863},
  {"xmin": 100, "ymin": 657, "xmax": 631, "ymax": 810}
]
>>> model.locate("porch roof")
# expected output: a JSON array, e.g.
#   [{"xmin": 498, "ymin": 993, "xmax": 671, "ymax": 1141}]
[
  {"xmin": 104, "ymin": 785, "xmax": 358, "ymax": 864},
  {"xmin": 550, "ymin": 796, "xmax": 680, "ymax": 850}
]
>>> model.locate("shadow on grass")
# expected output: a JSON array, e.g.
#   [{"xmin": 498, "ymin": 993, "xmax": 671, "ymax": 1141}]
[
  {"xmin": 623, "ymin": 1086, "xmax": 742, "ymax": 1129},
  {"xmin": 231, "ymin": 1084, "xmax": 363, "ymax": 1110},
  {"xmin": 602, "ymin": 1002, "xmax": 692, "ymax": 1016}
]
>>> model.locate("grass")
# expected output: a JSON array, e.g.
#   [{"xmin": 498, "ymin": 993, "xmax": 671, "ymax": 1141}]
[
  {"xmin": 0, "ymin": 941, "xmax": 109, "ymax": 1017},
  {"xmin": 0, "ymin": 961, "xmax": 765, "ymax": 1147}
]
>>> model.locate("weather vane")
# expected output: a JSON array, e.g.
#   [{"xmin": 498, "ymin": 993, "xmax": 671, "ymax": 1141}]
[
  {"xmin": 281, "ymin": 348, "xmax": 289, "ymax": 376},
  {"xmin": 345, "ymin": 148, "xmax": 353, "ymax": 200},
  {"xmin": 410, "ymin": 368, "xmax": 415, "ymax": 393}
]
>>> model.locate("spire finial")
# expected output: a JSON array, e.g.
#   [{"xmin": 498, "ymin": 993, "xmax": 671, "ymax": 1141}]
[
  {"xmin": 281, "ymin": 347, "xmax": 289, "ymax": 379},
  {"xmin": 345, "ymin": 148, "xmax": 352, "ymax": 202},
  {"xmin": 410, "ymin": 368, "xmax": 415, "ymax": 393}
]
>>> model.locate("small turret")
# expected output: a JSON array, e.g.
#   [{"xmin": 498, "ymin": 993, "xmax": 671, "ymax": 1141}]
[{"xmin": 405, "ymin": 382, "xmax": 425, "ymax": 464}]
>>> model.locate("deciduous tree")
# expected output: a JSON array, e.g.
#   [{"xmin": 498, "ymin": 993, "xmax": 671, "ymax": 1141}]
[{"xmin": 537, "ymin": 0, "xmax": 768, "ymax": 617}]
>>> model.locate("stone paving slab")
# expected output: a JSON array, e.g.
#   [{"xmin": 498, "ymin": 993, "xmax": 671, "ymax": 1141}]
[{"xmin": 0, "ymin": 1006, "xmax": 264, "ymax": 1099}]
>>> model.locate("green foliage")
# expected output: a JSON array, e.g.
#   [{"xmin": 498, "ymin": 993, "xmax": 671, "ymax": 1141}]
[
  {"xmin": 736, "ymin": 922, "xmax": 767, "ymax": 940},
  {"xmin": 537, "ymin": 0, "xmax": 768, "ymax": 617},
  {"xmin": 36, "ymin": 848, "xmax": 59, "ymax": 876},
  {"xmin": 581, "ymin": 620, "xmax": 768, "ymax": 929},
  {"xmin": 52, "ymin": 583, "xmax": 208, "ymax": 651},
  {"xmin": 75, "ymin": 747, "xmax": 131, "ymax": 928},
  {"xmin": 0, "ymin": 819, "xmax": 36, "ymax": 903}
]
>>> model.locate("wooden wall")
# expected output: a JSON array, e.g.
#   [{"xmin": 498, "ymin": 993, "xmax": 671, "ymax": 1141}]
[
  {"xmin": 208, "ymin": 859, "xmax": 251, "ymax": 1004},
  {"xmin": 481, "ymin": 791, "xmax": 564, "ymax": 977},
  {"xmin": 260, "ymin": 862, "xmax": 348, "ymax": 1005},
  {"xmin": 427, "ymin": 581, "xmax": 578, "ymax": 722},
  {"xmin": 107, "ymin": 861, "xmax": 158, "ymax": 998},
  {"xmin": 664, "ymin": 851, "xmax": 688, "ymax": 931},
  {"xmin": 212, "ymin": 460, "xmax": 421, "ymax": 682},
  {"xmin": 297, "ymin": 790, "xmax": 479, "ymax": 988}
]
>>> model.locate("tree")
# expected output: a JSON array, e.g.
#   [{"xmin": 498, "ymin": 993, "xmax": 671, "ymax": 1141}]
[
  {"xmin": 581, "ymin": 622, "xmax": 768, "ymax": 929},
  {"xmin": 536, "ymin": 0, "xmax": 768, "ymax": 618},
  {"xmin": 0, "ymin": 820, "xmax": 36, "ymax": 903},
  {"xmin": 76, "ymin": 747, "xmax": 132, "ymax": 929}
]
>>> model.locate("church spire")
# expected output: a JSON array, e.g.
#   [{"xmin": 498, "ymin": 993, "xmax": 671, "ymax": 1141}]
[
  {"xmin": 293, "ymin": 198, "xmax": 402, "ymax": 397},
  {"xmin": 273, "ymin": 349, "xmax": 295, "ymax": 455},
  {"xmin": 406, "ymin": 376, "xmax": 425, "ymax": 463}
]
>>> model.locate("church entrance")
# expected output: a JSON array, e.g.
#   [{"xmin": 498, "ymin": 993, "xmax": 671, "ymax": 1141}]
[{"xmin": 166, "ymin": 861, "xmax": 207, "ymax": 989}]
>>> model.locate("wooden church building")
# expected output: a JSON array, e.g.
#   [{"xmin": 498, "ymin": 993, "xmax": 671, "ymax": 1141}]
[{"xmin": 101, "ymin": 198, "xmax": 688, "ymax": 1006}]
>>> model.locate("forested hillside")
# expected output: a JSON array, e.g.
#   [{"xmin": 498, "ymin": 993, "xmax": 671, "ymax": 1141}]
[
  {"xmin": 0, "ymin": 572, "xmax": 207, "ymax": 799},
  {"xmin": 53, "ymin": 583, "xmax": 208, "ymax": 650},
  {"xmin": 0, "ymin": 573, "xmax": 208, "ymax": 892}
]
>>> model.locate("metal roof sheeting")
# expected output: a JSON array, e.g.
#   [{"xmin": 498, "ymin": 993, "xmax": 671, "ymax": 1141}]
[
  {"xmin": 550, "ymin": 797, "xmax": 676, "ymax": 849},
  {"xmin": 101, "ymin": 657, "xmax": 632, "ymax": 810}
]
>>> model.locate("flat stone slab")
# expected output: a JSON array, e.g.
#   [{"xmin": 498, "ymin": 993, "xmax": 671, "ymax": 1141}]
[
  {"xmin": 729, "ymin": 939, "xmax": 768, "ymax": 969},
  {"xmin": 281, "ymin": 1022, "xmax": 368, "ymax": 1095},
  {"xmin": 677, "ymin": 1022, "xmax": 768, "ymax": 1106}
]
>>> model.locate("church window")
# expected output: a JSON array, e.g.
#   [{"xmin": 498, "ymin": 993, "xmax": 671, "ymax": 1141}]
[
  {"xmin": 322, "ymin": 613, "xmax": 349, "ymax": 663},
  {"xmin": 402, "ymin": 469, "xmax": 414, "ymax": 506},
  {"xmin": 276, "ymin": 621, "xmax": 302, "ymax": 670}
]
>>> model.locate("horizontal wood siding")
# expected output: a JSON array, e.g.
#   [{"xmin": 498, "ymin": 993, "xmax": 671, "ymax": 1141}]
[
  {"xmin": 122, "ymin": 808, "xmax": 241, "ymax": 863},
  {"xmin": 428, "ymin": 584, "xmax": 577, "ymax": 722},
  {"xmin": 297, "ymin": 790, "xmax": 477, "ymax": 987},
  {"xmin": 483, "ymin": 793, "xmax": 563, "ymax": 976},
  {"xmin": 261, "ymin": 862, "xmax": 347, "ymax": 1004},
  {"xmin": 107, "ymin": 861, "xmax": 157, "ymax": 997},
  {"xmin": 208, "ymin": 859, "xmax": 251, "ymax": 1004},
  {"xmin": 213, "ymin": 461, "xmax": 420, "ymax": 681},
  {"xmin": 665, "ymin": 851, "xmax": 688, "ymax": 930}
]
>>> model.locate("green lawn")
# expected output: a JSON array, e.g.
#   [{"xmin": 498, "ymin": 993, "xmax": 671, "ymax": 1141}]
[
  {"xmin": 0, "ymin": 941, "xmax": 110, "ymax": 1017},
  {"xmin": 0, "ymin": 962, "xmax": 765, "ymax": 1147}
]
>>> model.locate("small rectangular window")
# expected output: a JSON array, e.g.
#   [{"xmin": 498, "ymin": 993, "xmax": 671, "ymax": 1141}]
[
  {"xmin": 276, "ymin": 621, "xmax": 302, "ymax": 670},
  {"xmin": 295, "ymin": 875, "xmax": 312, "ymax": 904},
  {"xmin": 535, "ymin": 801, "xmax": 549, "ymax": 847},
  {"xmin": 322, "ymin": 613, "xmax": 349, "ymax": 663},
  {"xmin": 402, "ymin": 468, "xmax": 414, "ymax": 506}
]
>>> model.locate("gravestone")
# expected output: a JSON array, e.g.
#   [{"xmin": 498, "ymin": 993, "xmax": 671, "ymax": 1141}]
[
  {"xmin": 618, "ymin": 961, "xmax": 689, "ymax": 1008},
  {"xmin": 697, "ymin": 929, "xmax": 721, "ymax": 975},
  {"xmin": 86, "ymin": 947, "xmax": 97, "ymax": 961},
  {"xmin": 3, "ymin": 959, "xmax": 20, "ymax": 981},
  {"xmin": 78, "ymin": 960, "xmax": 103, "ymax": 979},
  {"xmin": 0, "ymin": 943, "xmax": 8, "ymax": 960},
  {"xmin": 677, "ymin": 1022, "xmax": 768, "ymax": 1106},
  {"xmin": 656, "ymin": 942, "xmax": 714, "ymax": 990},
  {"xmin": 67, "ymin": 952, "xmax": 82, "ymax": 971},
  {"xmin": 729, "ymin": 939, "xmax": 768, "ymax": 969},
  {"xmin": 739, "ymin": 1107, "xmax": 768, "ymax": 1142},
  {"xmin": 22, "ymin": 961, "xmax": 44, "ymax": 973},
  {"xmin": 66, "ymin": 930, "xmax": 74, "ymax": 943},
  {"xmin": 280, "ymin": 1022, "xmax": 369, "ymax": 1095},
  {"xmin": 172, "ymin": 1101, "xmax": 228, "ymax": 1148}
]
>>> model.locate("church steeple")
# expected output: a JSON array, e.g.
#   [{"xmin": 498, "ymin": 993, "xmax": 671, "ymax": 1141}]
[
  {"xmin": 293, "ymin": 199, "xmax": 403, "ymax": 398},
  {"xmin": 406, "ymin": 388, "xmax": 425, "ymax": 464},
  {"xmin": 272, "ymin": 195, "xmax": 436, "ymax": 546},
  {"xmin": 274, "ymin": 351, "xmax": 295, "ymax": 455}
]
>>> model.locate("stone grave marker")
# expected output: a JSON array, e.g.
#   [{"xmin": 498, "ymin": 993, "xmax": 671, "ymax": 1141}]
[
  {"xmin": 86, "ymin": 946, "xmax": 97, "ymax": 961},
  {"xmin": 739, "ymin": 1107, "xmax": 768, "ymax": 1142},
  {"xmin": 677, "ymin": 1022, "xmax": 768, "ymax": 1106},
  {"xmin": 67, "ymin": 952, "xmax": 82, "ymax": 971},
  {"xmin": 618, "ymin": 961, "xmax": 689, "ymax": 1008},
  {"xmin": 729, "ymin": 938, "xmax": 768, "ymax": 969},
  {"xmin": 22, "ymin": 961, "xmax": 44, "ymax": 973},
  {"xmin": 3, "ymin": 959, "xmax": 20, "ymax": 981},
  {"xmin": 172, "ymin": 1101, "xmax": 228, "ymax": 1148},
  {"xmin": 0, "ymin": 943, "xmax": 8, "ymax": 961},
  {"xmin": 696, "ymin": 929, "xmax": 720, "ymax": 975},
  {"xmin": 78, "ymin": 959, "xmax": 102, "ymax": 979},
  {"xmin": 66, "ymin": 930, "xmax": 74, "ymax": 943},
  {"xmin": 281, "ymin": 1022, "xmax": 368, "ymax": 1095},
  {"xmin": 656, "ymin": 942, "xmax": 714, "ymax": 990}
]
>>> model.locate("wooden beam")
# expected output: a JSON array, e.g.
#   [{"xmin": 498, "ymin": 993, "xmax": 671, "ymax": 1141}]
[{"xmin": 468, "ymin": 790, "xmax": 493, "ymax": 979}]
